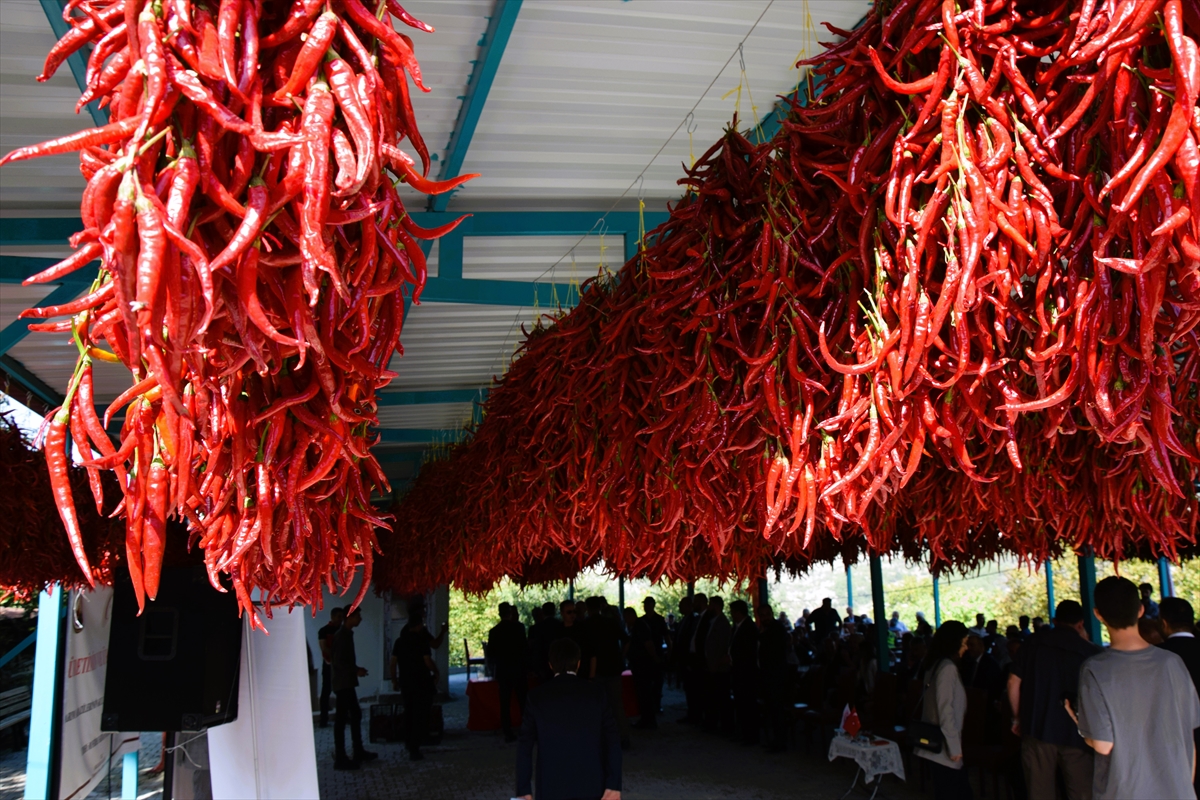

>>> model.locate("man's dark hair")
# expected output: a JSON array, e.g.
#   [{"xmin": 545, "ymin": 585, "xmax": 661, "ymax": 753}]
[
  {"xmin": 346, "ymin": 606, "xmax": 362, "ymax": 620},
  {"xmin": 693, "ymin": 593, "xmax": 708, "ymax": 605},
  {"xmin": 1053, "ymin": 599, "xmax": 1085, "ymax": 627},
  {"xmin": 1094, "ymin": 576, "xmax": 1141, "ymax": 629},
  {"xmin": 408, "ymin": 605, "xmax": 425, "ymax": 625},
  {"xmin": 976, "ymin": 613, "xmax": 985, "ymax": 624},
  {"xmin": 757, "ymin": 603, "xmax": 773, "ymax": 618},
  {"xmin": 821, "ymin": 597, "xmax": 832, "ymax": 605},
  {"xmin": 1019, "ymin": 615, "xmax": 1030, "ymax": 627},
  {"xmin": 585, "ymin": 595, "xmax": 603, "ymax": 614},
  {"xmin": 1160, "ymin": 597, "xmax": 1196, "ymax": 630},
  {"xmin": 560, "ymin": 599, "xmax": 575, "ymax": 613},
  {"xmin": 643, "ymin": 597, "xmax": 656, "ymax": 609},
  {"xmin": 986, "ymin": 619, "xmax": 997, "ymax": 631},
  {"xmin": 498, "ymin": 602, "xmax": 512, "ymax": 615},
  {"xmin": 729, "ymin": 600, "xmax": 748, "ymax": 617},
  {"xmin": 330, "ymin": 606, "xmax": 345, "ymax": 619},
  {"xmin": 548, "ymin": 638, "xmax": 581, "ymax": 674},
  {"xmin": 542, "ymin": 601, "xmax": 556, "ymax": 616},
  {"xmin": 709, "ymin": 596, "xmax": 725, "ymax": 611},
  {"xmin": 1138, "ymin": 582, "xmax": 1153, "ymax": 595}
]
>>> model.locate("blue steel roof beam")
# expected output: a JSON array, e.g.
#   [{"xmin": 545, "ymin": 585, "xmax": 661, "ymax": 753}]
[
  {"xmin": 38, "ymin": 0, "xmax": 107, "ymax": 127},
  {"xmin": 0, "ymin": 284, "xmax": 81, "ymax": 357},
  {"xmin": 427, "ymin": 0, "xmax": 523, "ymax": 213},
  {"xmin": 0, "ymin": 355, "xmax": 63, "ymax": 409},
  {"xmin": 0, "ymin": 213, "xmax": 669, "ymax": 245},
  {"xmin": 376, "ymin": 389, "xmax": 488, "ymax": 406}
]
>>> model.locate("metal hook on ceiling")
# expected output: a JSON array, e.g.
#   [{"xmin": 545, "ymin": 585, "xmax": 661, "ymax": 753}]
[
  {"xmin": 738, "ymin": 42, "xmax": 746, "ymax": 73},
  {"xmin": 635, "ymin": 174, "xmax": 645, "ymax": 202},
  {"xmin": 685, "ymin": 111, "xmax": 698, "ymax": 135}
]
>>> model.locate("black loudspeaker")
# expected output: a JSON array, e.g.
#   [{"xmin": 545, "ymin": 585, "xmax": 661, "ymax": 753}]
[{"xmin": 101, "ymin": 564, "xmax": 242, "ymax": 732}]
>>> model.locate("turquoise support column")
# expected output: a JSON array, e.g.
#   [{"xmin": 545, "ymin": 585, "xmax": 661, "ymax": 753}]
[
  {"xmin": 1158, "ymin": 557, "xmax": 1175, "ymax": 599},
  {"xmin": 846, "ymin": 567, "xmax": 854, "ymax": 614},
  {"xmin": 1045, "ymin": 560, "xmax": 1056, "ymax": 621},
  {"xmin": 1079, "ymin": 553, "xmax": 1101, "ymax": 643},
  {"xmin": 870, "ymin": 556, "xmax": 889, "ymax": 673},
  {"xmin": 568, "ymin": 578, "xmax": 575, "ymax": 601},
  {"xmin": 24, "ymin": 587, "xmax": 65, "ymax": 800},
  {"xmin": 121, "ymin": 751, "xmax": 139, "ymax": 800},
  {"xmin": 932, "ymin": 576, "xmax": 942, "ymax": 628}
]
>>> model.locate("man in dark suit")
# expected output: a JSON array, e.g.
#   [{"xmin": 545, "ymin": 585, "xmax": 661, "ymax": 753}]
[
  {"xmin": 728, "ymin": 600, "xmax": 759, "ymax": 744},
  {"xmin": 1159, "ymin": 596, "xmax": 1200, "ymax": 797},
  {"xmin": 674, "ymin": 595, "xmax": 700, "ymax": 723},
  {"xmin": 516, "ymin": 638, "xmax": 622, "ymax": 800},
  {"xmin": 755, "ymin": 602, "xmax": 791, "ymax": 752},
  {"xmin": 488, "ymin": 602, "xmax": 528, "ymax": 742},
  {"xmin": 687, "ymin": 593, "xmax": 713, "ymax": 726}
]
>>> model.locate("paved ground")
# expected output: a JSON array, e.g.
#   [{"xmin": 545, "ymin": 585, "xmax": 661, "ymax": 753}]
[
  {"xmin": 3, "ymin": 677, "xmax": 938, "ymax": 799},
  {"xmin": 312, "ymin": 674, "xmax": 931, "ymax": 800}
]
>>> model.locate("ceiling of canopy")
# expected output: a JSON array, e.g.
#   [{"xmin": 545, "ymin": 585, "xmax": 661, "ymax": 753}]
[{"xmin": 0, "ymin": 0, "xmax": 871, "ymax": 489}]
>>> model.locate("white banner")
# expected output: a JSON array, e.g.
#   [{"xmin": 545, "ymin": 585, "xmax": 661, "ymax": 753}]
[
  {"xmin": 58, "ymin": 587, "xmax": 139, "ymax": 800},
  {"xmin": 207, "ymin": 608, "xmax": 319, "ymax": 800}
]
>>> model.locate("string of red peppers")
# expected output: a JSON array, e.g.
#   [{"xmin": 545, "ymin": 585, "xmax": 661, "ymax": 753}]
[
  {"xmin": 379, "ymin": 0, "xmax": 1200, "ymax": 595},
  {"xmin": 1, "ymin": 0, "xmax": 476, "ymax": 625},
  {"xmin": 0, "ymin": 414, "xmax": 124, "ymax": 602}
]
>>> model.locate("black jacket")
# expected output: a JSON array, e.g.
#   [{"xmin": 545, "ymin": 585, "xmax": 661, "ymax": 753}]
[
  {"xmin": 516, "ymin": 673, "xmax": 621, "ymax": 800},
  {"xmin": 487, "ymin": 619, "xmax": 528, "ymax": 676},
  {"xmin": 730, "ymin": 618, "xmax": 759, "ymax": 679},
  {"xmin": 1159, "ymin": 634, "xmax": 1200, "ymax": 690}
]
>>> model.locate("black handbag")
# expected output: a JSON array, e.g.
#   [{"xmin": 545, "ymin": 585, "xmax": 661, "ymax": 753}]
[
  {"xmin": 908, "ymin": 663, "xmax": 947, "ymax": 753},
  {"xmin": 908, "ymin": 720, "xmax": 945, "ymax": 753}
]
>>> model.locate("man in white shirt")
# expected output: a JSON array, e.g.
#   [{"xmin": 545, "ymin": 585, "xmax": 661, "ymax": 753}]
[
  {"xmin": 888, "ymin": 612, "xmax": 909, "ymax": 636},
  {"xmin": 968, "ymin": 613, "xmax": 986, "ymax": 638}
]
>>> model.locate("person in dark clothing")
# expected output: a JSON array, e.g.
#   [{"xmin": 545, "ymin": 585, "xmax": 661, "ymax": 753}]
[
  {"xmin": 516, "ymin": 638, "xmax": 621, "ymax": 800},
  {"xmin": 391, "ymin": 606, "xmax": 447, "ymax": 761},
  {"xmin": 808, "ymin": 597, "xmax": 842, "ymax": 643},
  {"xmin": 960, "ymin": 634, "xmax": 1003, "ymax": 699},
  {"xmin": 1007, "ymin": 599, "xmax": 1101, "ymax": 800},
  {"xmin": 728, "ymin": 600, "xmax": 759, "ymax": 744},
  {"xmin": 623, "ymin": 607, "xmax": 660, "ymax": 730},
  {"xmin": 1139, "ymin": 582, "xmax": 1160, "ymax": 619},
  {"xmin": 1159, "ymin": 596, "xmax": 1200, "ymax": 798},
  {"xmin": 1018, "ymin": 615, "xmax": 1033, "ymax": 640},
  {"xmin": 702, "ymin": 597, "xmax": 733, "ymax": 736},
  {"xmin": 487, "ymin": 602, "xmax": 528, "ymax": 742},
  {"xmin": 674, "ymin": 595, "xmax": 700, "ymax": 723},
  {"xmin": 684, "ymin": 593, "xmax": 712, "ymax": 725},
  {"xmin": 529, "ymin": 601, "xmax": 564, "ymax": 681},
  {"xmin": 755, "ymin": 603, "xmax": 791, "ymax": 752},
  {"xmin": 331, "ymin": 607, "xmax": 377, "ymax": 769},
  {"xmin": 316, "ymin": 607, "xmax": 344, "ymax": 727},
  {"xmin": 585, "ymin": 597, "xmax": 630, "ymax": 748},
  {"xmin": 641, "ymin": 597, "xmax": 669, "ymax": 713}
]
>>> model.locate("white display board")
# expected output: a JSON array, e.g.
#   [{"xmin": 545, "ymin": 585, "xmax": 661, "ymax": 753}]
[
  {"xmin": 207, "ymin": 608, "xmax": 319, "ymax": 800},
  {"xmin": 59, "ymin": 587, "xmax": 139, "ymax": 800}
]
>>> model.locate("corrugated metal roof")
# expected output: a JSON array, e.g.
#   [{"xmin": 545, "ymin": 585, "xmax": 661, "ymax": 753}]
[
  {"xmin": 388, "ymin": 301, "xmax": 548, "ymax": 391},
  {"xmin": 0, "ymin": 0, "xmax": 871, "ymax": 447}
]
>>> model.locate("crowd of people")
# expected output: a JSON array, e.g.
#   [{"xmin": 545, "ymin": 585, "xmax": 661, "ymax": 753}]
[{"xmin": 315, "ymin": 576, "xmax": 1200, "ymax": 799}]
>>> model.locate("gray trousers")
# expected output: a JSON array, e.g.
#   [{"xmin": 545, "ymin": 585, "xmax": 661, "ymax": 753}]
[{"xmin": 1021, "ymin": 736, "xmax": 1093, "ymax": 800}]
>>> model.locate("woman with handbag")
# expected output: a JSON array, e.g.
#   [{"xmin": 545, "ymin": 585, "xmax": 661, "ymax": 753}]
[{"xmin": 914, "ymin": 620, "xmax": 972, "ymax": 799}]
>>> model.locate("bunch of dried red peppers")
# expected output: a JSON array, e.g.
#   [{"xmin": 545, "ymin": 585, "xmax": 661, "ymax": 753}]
[
  {"xmin": 380, "ymin": 0, "xmax": 1200, "ymax": 594},
  {"xmin": 2, "ymin": 0, "xmax": 473, "ymax": 623}
]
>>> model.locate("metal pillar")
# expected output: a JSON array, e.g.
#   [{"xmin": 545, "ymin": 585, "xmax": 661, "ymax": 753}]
[
  {"xmin": 869, "ymin": 556, "xmax": 889, "ymax": 673},
  {"xmin": 121, "ymin": 752, "xmax": 139, "ymax": 800},
  {"xmin": 846, "ymin": 566, "xmax": 854, "ymax": 614},
  {"xmin": 933, "ymin": 577, "xmax": 942, "ymax": 628},
  {"xmin": 1045, "ymin": 560, "xmax": 1056, "ymax": 621},
  {"xmin": 1158, "ymin": 557, "xmax": 1175, "ymax": 599},
  {"xmin": 1079, "ymin": 553, "xmax": 1101, "ymax": 643},
  {"xmin": 755, "ymin": 577, "xmax": 769, "ymax": 610},
  {"xmin": 25, "ymin": 587, "xmax": 66, "ymax": 800},
  {"xmin": 687, "ymin": 581, "xmax": 694, "ymax": 599},
  {"xmin": 618, "ymin": 577, "xmax": 625, "ymax": 610},
  {"xmin": 568, "ymin": 578, "xmax": 575, "ymax": 601}
]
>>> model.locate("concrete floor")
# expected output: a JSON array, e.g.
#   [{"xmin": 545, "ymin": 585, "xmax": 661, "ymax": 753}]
[{"xmin": 2, "ymin": 675, "xmax": 938, "ymax": 799}]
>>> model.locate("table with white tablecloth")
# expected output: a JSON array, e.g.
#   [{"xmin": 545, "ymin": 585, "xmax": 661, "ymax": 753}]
[{"xmin": 827, "ymin": 733, "xmax": 905, "ymax": 798}]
